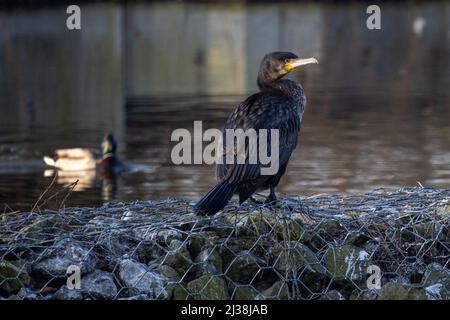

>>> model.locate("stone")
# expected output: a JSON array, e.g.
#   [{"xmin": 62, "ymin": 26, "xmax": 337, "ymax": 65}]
[
  {"xmin": 118, "ymin": 259, "xmax": 170, "ymax": 298},
  {"xmin": 274, "ymin": 219, "xmax": 327, "ymax": 251},
  {"xmin": 55, "ymin": 285, "xmax": 83, "ymax": 300},
  {"xmin": 135, "ymin": 242, "xmax": 166, "ymax": 264},
  {"xmin": 377, "ymin": 284, "xmax": 427, "ymax": 300},
  {"xmin": 271, "ymin": 242, "xmax": 326, "ymax": 279},
  {"xmin": 361, "ymin": 240, "xmax": 380, "ymax": 256},
  {"xmin": 235, "ymin": 213, "xmax": 275, "ymax": 237},
  {"xmin": 163, "ymin": 239, "xmax": 192, "ymax": 276},
  {"xmin": 401, "ymin": 222, "xmax": 446, "ymax": 242},
  {"xmin": 255, "ymin": 281, "xmax": 289, "ymax": 300},
  {"xmin": 319, "ymin": 289, "xmax": 346, "ymax": 300},
  {"xmin": 187, "ymin": 232, "xmax": 221, "ymax": 259},
  {"xmin": 324, "ymin": 245, "xmax": 370, "ymax": 285},
  {"xmin": 273, "ymin": 218, "xmax": 307, "ymax": 242},
  {"xmin": 187, "ymin": 275, "xmax": 228, "ymax": 300},
  {"xmin": 194, "ymin": 248, "xmax": 223, "ymax": 276},
  {"xmin": 318, "ymin": 219, "xmax": 345, "ymax": 238},
  {"xmin": 220, "ymin": 238, "xmax": 261, "ymax": 267},
  {"xmin": 16, "ymin": 287, "xmax": 39, "ymax": 300},
  {"xmin": 15, "ymin": 215, "xmax": 65, "ymax": 242},
  {"xmin": 158, "ymin": 265, "xmax": 181, "ymax": 282},
  {"xmin": 32, "ymin": 240, "xmax": 97, "ymax": 279},
  {"xmin": 349, "ymin": 289, "xmax": 377, "ymax": 300},
  {"xmin": 172, "ymin": 285, "xmax": 189, "ymax": 300},
  {"xmin": 344, "ymin": 232, "xmax": 370, "ymax": 246},
  {"xmin": 87, "ymin": 216, "xmax": 118, "ymax": 227},
  {"xmin": 225, "ymin": 251, "xmax": 266, "ymax": 284},
  {"xmin": 118, "ymin": 294, "xmax": 151, "ymax": 300},
  {"xmin": 232, "ymin": 286, "xmax": 259, "ymax": 300},
  {"xmin": 421, "ymin": 263, "xmax": 449, "ymax": 300},
  {"xmin": 81, "ymin": 270, "xmax": 118, "ymax": 300},
  {"xmin": 134, "ymin": 227, "xmax": 183, "ymax": 244},
  {"xmin": 0, "ymin": 260, "xmax": 30, "ymax": 293},
  {"xmin": 95, "ymin": 229, "xmax": 136, "ymax": 257}
]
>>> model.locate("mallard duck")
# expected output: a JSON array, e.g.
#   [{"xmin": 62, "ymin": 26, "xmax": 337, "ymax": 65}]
[{"xmin": 43, "ymin": 134, "xmax": 121, "ymax": 172}]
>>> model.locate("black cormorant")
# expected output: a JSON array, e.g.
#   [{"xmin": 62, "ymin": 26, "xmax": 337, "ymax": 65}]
[{"xmin": 194, "ymin": 52, "xmax": 318, "ymax": 216}]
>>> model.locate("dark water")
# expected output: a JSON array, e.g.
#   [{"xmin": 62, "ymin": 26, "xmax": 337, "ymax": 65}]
[{"xmin": 0, "ymin": 2, "xmax": 449, "ymax": 211}]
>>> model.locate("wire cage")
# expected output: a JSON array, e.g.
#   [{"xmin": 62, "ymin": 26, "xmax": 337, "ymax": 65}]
[{"xmin": 0, "ymin": 187, "xmax": 449, "ymax": 300}]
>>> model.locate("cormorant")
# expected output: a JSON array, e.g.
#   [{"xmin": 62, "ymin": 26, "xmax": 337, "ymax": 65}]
[{"xmin": 194, "ymin": 52, "xmax": 318, "ymax": 216}]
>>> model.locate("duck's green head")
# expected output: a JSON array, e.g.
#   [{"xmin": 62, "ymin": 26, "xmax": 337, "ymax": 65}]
[{"xmin": 101, "ymin": 133, "xmax": 117, "ymax": 156}]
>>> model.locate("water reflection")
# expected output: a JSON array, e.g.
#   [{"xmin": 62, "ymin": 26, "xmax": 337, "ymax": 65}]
[{"xmin": 0, "ymin": 2, "xmax": 449, "ymax": 211}]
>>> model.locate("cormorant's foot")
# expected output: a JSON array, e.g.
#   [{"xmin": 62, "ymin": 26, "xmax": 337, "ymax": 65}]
[
  {"xmin": 264, "ymin": 195, "xmax": 278, "ymax": 205},
  {"xmin": 264, "ymin": 198, "xmax": 281, "ymax": 210},
  {"xmin": 249, "ymin": 196, "xmax": 264, "ymax": 205},
  {"xmin": 264, "ymin": 198, "xmax": 280, "ymax": 207}
]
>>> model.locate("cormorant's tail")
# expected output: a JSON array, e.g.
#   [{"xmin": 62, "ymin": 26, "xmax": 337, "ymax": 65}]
[{"xmin": 194, "ymin": 180, "xmax": 236, "ymax": 216}]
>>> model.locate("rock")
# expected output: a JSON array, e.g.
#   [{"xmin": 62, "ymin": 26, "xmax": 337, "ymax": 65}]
[
  {"xmin": 187, "ymin": 232, "xmax": 221, "ymax": 259},
  {"xmin": 225, "ymin": 251, "xmax": 266, "ymax": 284},
  {"xmin": 15, "ymin": 215, "xmax": 65, "ymax": 242},
  {"xmin": 324, "ymin": 245, "xmax": 370, "ymax": 285},
  {"xmin": 421, "ymin": 263, "xmax": 449, "ymax": 300},
  {"xmin": 157, "ymin": 265, "xmax": 180, "ymax": 282},
  {"xmin": 118, "ymin": 294, "xmax": 151, "ymax": 300},
  {"xmin": 271, "ymin": 242, "xmax": 326, "ymax": 280},
  {"xmin": 81, "ymin": 270, "xmax": 118, "ymax": 300},
  {"xmin": 361, "ymin": 240, "xmax": 380, "ymax": 255},
  {"xmin": 0, "ymin": 260, "xmax": 30, "ymax": 293},
  {"xmin": 134, "ymin": 228, "xmax": 183, "ymax": 245},
  {"xmin": 273, "ymin": 218, "xmax": 307, "ymax": 242},
  {"xmin": 118, "ymin": 259, "xmax": 170, "ymax": 299},
  {"xmin": 187, "ymin": 275, "xmax": 228, "ymax": 300},
  {"xmin": 87, "ymin": 216, "xmax": 118, "ymax": 228},
  {"xmin": 229, "ymin": 212, "xmax": 274, "ymax": 237},
  {"xmin": 401, "ymin": 222, "xmax": 446, "ymax": 242},
  {"xmin": 16, "ymin": 287, "xmax": 39, "ymax": 300},
  {"xmin": 163, "ymin": 240, "xmax": 192, "ymax": 276},
  {"xmin": 194, "ymin": 248, "xmax": 223, "ymax": 276},
  {"xmin": 220, "ymin": 238, "xmax": 262, "ymax": 267},
  {"xmin": 255, "ymin": 281, "xmax": 289, "ymax": 300},
  {"xmin": 349, "ymin": 289, "xmax": 377, "ymax": 300},
  {"xmin": 232, "ymin": 286, "xmax": 259, "ymax": 300},
  {"xmin": 318, "ymin": 219, "xmax": 345, "ymax": 238},
  {"xmin": 274, "ymin": 218, "xmax": 327, "ymax": 251},
  {"xmin": 135, "ymin": 242, "xmax": 166, "ymax": 264},
  {"xmin": 319, "ymin": 290, "xmax": 346, "ymax": 300},
  {"xmin": 32, "ymin": 240, "xmax": 97, "ymax": 279},
  {"xmin": 377, "ymin": 284, "xmax": 427, "ymax": 300},
  {"xmin": 95, "ymin": 229, "xmax": 136, "ymax": 257},
  {"xmin": 344, "ymin": 232, "xmax": 370, "ymax": 246},
  {"xmin": 172, "ymin": 285, "xmax": 189, "ymax": 300},
  {"xmin": 55, "ymin": 285, "xmax": 83, "ymax": 300}
]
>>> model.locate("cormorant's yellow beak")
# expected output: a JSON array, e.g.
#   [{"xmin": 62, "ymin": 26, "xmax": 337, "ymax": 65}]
[{"xmin": 284, "ymin": 57, "xmax": 319, "ymax": 71}]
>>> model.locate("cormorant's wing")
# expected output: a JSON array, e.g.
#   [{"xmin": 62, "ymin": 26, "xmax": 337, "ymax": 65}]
[{"xmin": 216, "ymin": 92, "xmax": 301, "ymax": 185}]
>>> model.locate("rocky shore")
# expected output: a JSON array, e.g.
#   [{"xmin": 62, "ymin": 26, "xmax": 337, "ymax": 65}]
[{"xmin": 0, "ymin": 187, "xmax": 449, "ymax": 300}]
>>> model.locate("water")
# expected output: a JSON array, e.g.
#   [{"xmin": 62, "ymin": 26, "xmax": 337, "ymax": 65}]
[{"xmin": 0, "ymin": 2, "xmax": 449, "ymax": 211}]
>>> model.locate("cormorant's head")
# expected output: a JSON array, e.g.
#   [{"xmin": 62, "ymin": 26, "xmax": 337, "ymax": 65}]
[
  {"xmin": 101, "ymin": 133, "xmax": 117, "ymax": 156},
  {"xmin": 258, "ymin": 52, "xmax": 318, "ymax": 86}
]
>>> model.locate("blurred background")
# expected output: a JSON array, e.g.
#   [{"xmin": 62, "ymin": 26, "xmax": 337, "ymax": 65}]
[{"xmin": 0, "ymin": 1, "xmax": 449, "ymax": 211}]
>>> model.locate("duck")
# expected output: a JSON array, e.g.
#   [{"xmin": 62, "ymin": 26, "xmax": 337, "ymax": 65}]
[{"xmin": 43, "ymin": 133, "xmax": 122, "ymax": 172}]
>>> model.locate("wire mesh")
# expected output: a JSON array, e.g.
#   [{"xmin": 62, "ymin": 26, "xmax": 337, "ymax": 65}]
[{"xmin": 0, "ymin": 187, "xmax": 449, "ymax": 300}]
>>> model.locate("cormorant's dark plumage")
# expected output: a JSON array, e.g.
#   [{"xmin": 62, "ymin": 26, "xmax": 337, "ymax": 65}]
[{"xmin": 194, "ymin": 52, "xmax": 317, "ymax": 215}]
